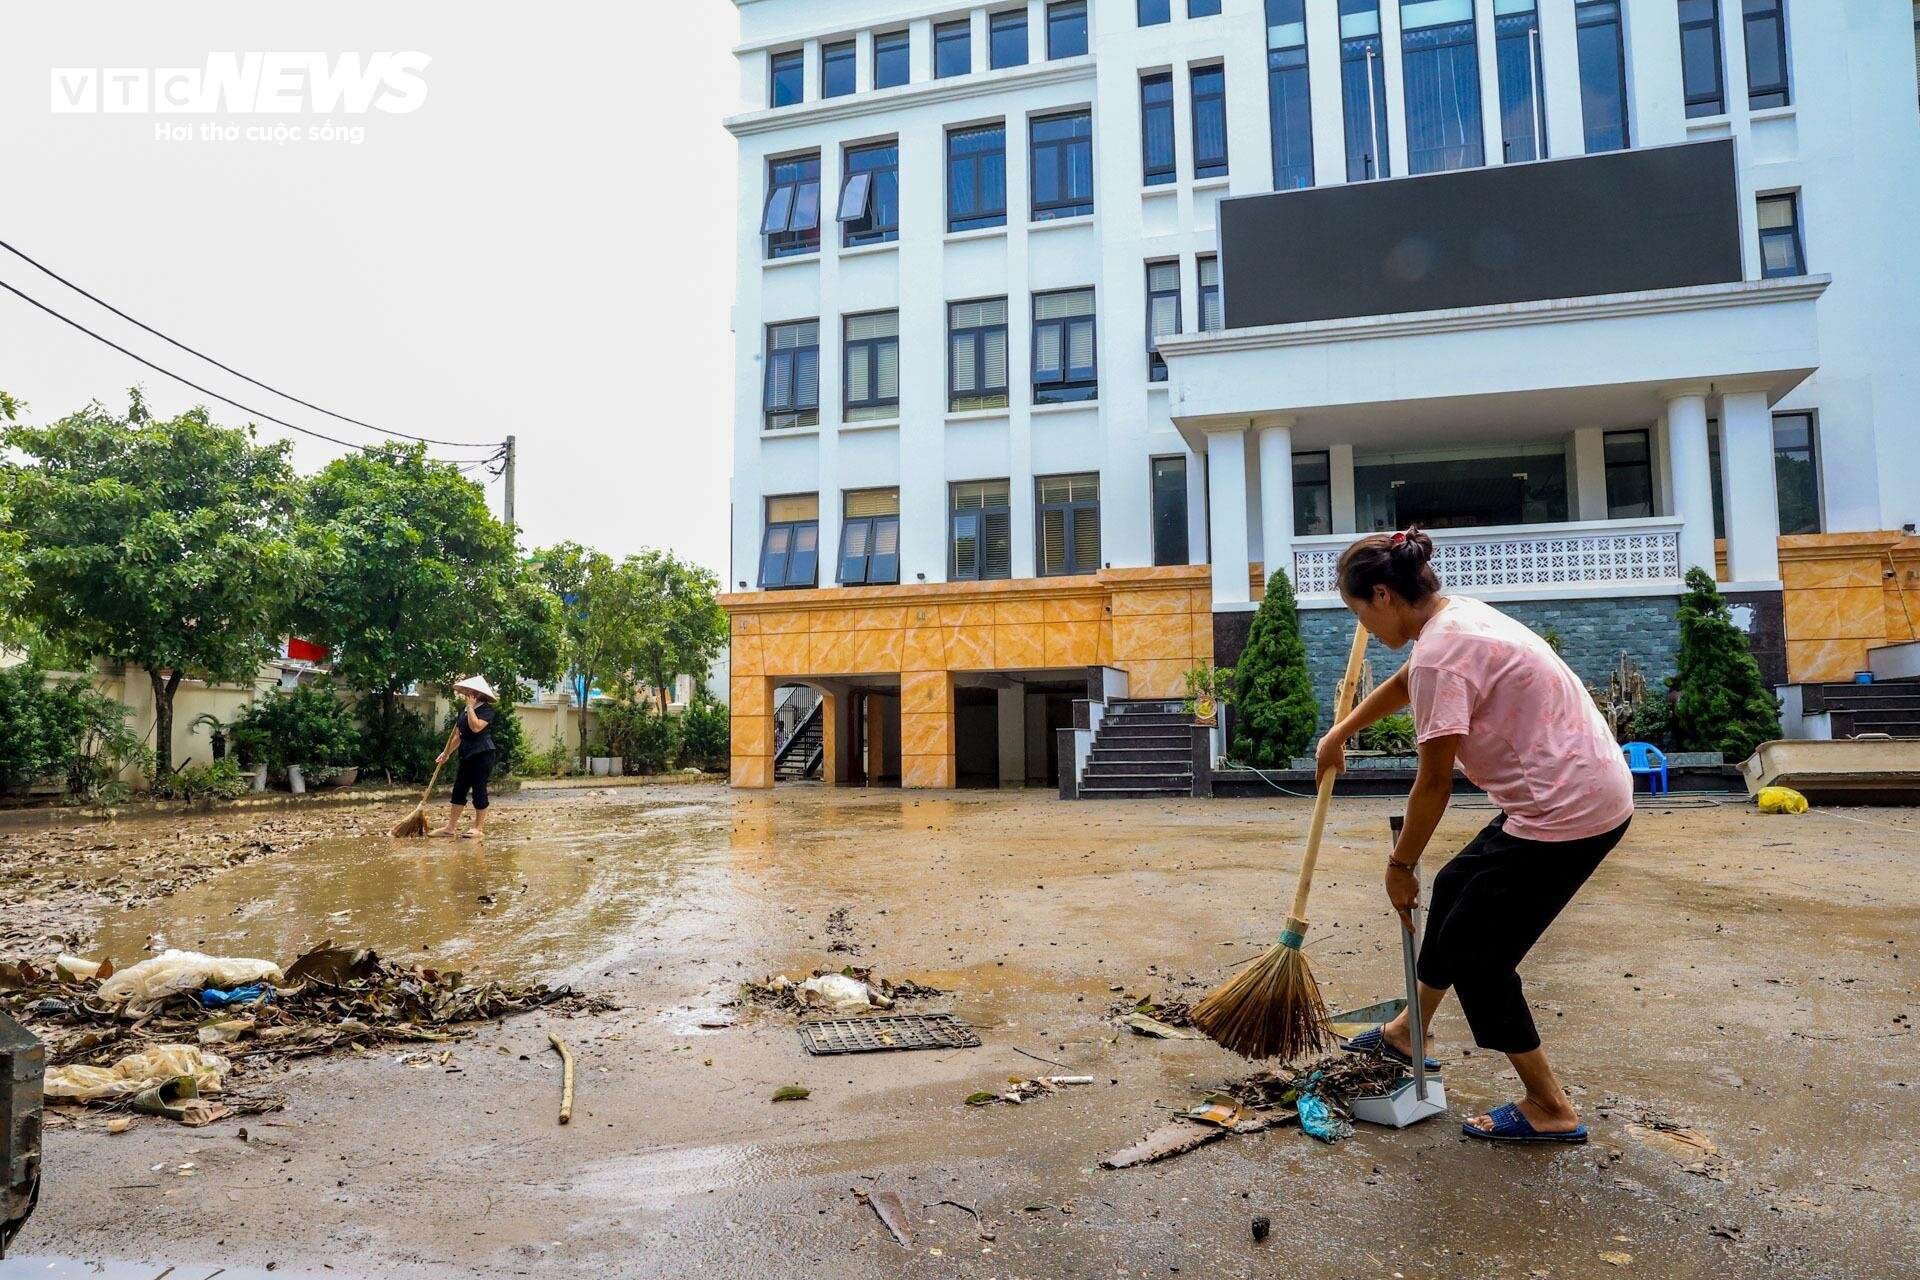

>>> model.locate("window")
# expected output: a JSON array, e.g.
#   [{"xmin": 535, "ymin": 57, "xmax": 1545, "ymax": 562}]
[
  {"xmin": 1708, "ymin": 414, "xmax": 1822, "ymax": 536},
  {"xmin": 949, "ymin": 298, "xmax": 1010, "ymax": 411},
  {"xmin": 935, "ymin": 20, "xmax": 972, "ymax": 78},
  {"xmin": 874, "ymin": 30, "xmax": 911, "ymax": 89},
  {"xmin": 822, "ymin": 40, "xmax": 856, "ymax": 99},
  {"xmin": 951, "ymin": 480, "xmax": 1013, "ymax": 580},
  {"xmin": 1033, "ymin": 288, "xmax": 1097, "ymax": 403},
  {"xmin": 1190, "ymin": 0, "xmax": 1222, "ymax": 14},
  {"xmin": 1048, "ymin": 1, "xmax": 1088, "ymax": 59},
  {"xmin": 1294, "ymin": 450, "xmax": 1333, "ymax": 536},
  {"xmin": 839, "ymin": 489, "xmax": 900, "ymax": 585},
  {"xmin": 1757, "ymin": 193, "xmax": 1804, "ymax": 277},
  {"xmin": 947, "ymin": 123, "xmax": 1008, "ymax": 231},
  {"xmin": 839, "ymin": 141, "xmax": 899, "ymax": 247},
  {"xmin": 1140, "ymin": 0, "xmax": 1171, "ymax": 25},
  {"xmin": 763, "ymin": 321, "xmax": 819, "ymax": 430},
  {"xmin": 1031, "ymin": 110, "xmax": 1094, "ymax": 220},
  {"xmin": 769, "ymin": 49, "xmax": 804, "ymax": 107},
  {"xmin": 1268, "ymin": 0, "xmax": 1314, "ymax": 189},
  {"xmin": 1341, "ymin": 0, "xmax": 1390, "ymax": 180},
  {"xmin": 1146, "ymin": 261, "xmax": 1181, "ymax": 382},
  {"xmin": 1192, "ymin": 65, "xmax": 1229, "ymax": 178},
  {"xmin": 760, "ymin": 495, "xmax": 820, "ymax": 589},
  {"xmin": 1152, "ymin": 457, "xmax": 1189, "ymax": 566},
  {"xmin": 1198, "ymin": 255, "xmax": 1222, "ymax": 331},
  {"xmin": 1356, "ymin": 442, "xmax": 1569, "ymax": 529},
  {"xmin": 1678, "ymin": 0, "xmax": 1725, "ymax": 117},
  {"xmin": 1743, "ymin": 0, "xmax": 1790, "ymax": 109},
  {"xmin": 1575, "ymin": 1, "xmax": 1629, "ymax": 153},
  {"xmin": 1141, "ymin": 73, "xmax": 1176, "ymax": 185},
  {"xmin": 842, "ymin": 311, "xmax": 899, "ymax": 422},
  {"xmin": 761, "ymin": 153, "xmax": 821, "ymax": 259},
  {"xmin": 1603, "ymin": 429, "xmax": 1653, "ymax": 519},
  {"xmin": 991, "ymin": 9, "xmax": 1029, "ymax": 69},
  {"xmin": 1036, "ymin": 473, "xmax": 1100, "ymax": 576},
  {"xmin": 1402, "ymin": 0, "xmax": 1484, "ymax": 173},
  {"xmin": 1495, "ymin": 0, "xmax": 1546, "ymax": 162}
]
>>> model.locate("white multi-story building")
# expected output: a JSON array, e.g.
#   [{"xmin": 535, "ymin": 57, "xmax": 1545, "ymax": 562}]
[{"xmin": 721, "ymin": 0, "xmax": 1920, "ymax": 792}]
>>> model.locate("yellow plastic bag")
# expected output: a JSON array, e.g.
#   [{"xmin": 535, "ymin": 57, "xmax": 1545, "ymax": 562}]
[
  {"xmin": 44, "ymin": 1045, "xmax": 229, "ymax": 1101},
  {"xmin": 1757, "ymin": 786, "xmax": 1809, "ymax": 814}
]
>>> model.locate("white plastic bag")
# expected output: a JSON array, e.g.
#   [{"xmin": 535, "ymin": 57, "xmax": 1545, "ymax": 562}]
[
  {"xmin": 797, "ymin": 973, "xmax": 878, "ymax": 1012},
  {"xmin": 96, "ymin": 949, "xmax": 282, "ymax": 1007},
  {"xmin": 45, "ymin": 1044, "xmax": 229, "ymax": 1101}
]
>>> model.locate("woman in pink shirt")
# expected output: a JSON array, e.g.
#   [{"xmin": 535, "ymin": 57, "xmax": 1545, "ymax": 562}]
[{"xmin": 1316, "ymin": 528, "xmax": 1634, "ymax": 1144}]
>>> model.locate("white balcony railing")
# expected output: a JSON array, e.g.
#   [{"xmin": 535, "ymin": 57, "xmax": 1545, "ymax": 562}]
[{"xmin": 1291, "ymin": 518, "xmax": 1685, "ymax": 598}]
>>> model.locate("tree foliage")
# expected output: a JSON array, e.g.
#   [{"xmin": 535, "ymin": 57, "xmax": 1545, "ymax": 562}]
[
  {"xmin": 0, "ymin": 391, "xmax": 307, "ymax": 774},
  {"xmin": 0, "ymin": 663, "xmax": 147, "ymax": 798},
  {"xmin": 1671, "ymin": 567, "xmax": 1781, "ymax": 760},
  {"xmin": 537, "ymin": 541, "xmax": 651, "ymax": 767},
  {"xmin": 630, "ymin": 549, "xmax": 729, "ymax": 714},
  {"xmin": 675, "ymin": 693, "xmax": 731, "ymax": 772},
  {"xmin": 1231, "ymin": 568, "xmax": 1321, "ymax": 769},
  {"xmin": 226, "ymin": 681, "xmax": 362, "ymax": 771}
]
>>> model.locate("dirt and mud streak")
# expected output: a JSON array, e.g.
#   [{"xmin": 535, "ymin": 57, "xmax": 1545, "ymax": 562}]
[{"xmin": 4, "ymin": 785, "xmax": 1915, "ymax": 1278}]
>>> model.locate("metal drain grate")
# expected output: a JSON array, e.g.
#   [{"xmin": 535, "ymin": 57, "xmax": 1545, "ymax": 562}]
[{"xmin": 797, "ymin": 1013, "xmax": 981, "ymax": 1056}]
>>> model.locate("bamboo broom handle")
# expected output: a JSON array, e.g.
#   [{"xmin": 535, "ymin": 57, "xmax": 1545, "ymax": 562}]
[
  {"xmin": 415, "ymin": 729, "xmax": 459, "ymax": 807},
  {"xmin": 1287, "ymin": 622, "xmax": 1371, "ymax": 924}
]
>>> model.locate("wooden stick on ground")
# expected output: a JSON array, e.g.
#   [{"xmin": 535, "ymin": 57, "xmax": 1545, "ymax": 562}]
[{"xmin": 547, "ymin": 1032, "xmax": 574, "ymax": 1124}]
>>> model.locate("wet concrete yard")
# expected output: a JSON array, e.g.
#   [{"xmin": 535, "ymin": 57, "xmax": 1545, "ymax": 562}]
[{"xmin": 5, "ymin": 785, "xmax": 1917, "ymax": 1278}]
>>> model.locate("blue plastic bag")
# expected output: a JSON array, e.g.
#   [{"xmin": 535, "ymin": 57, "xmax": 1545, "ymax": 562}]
[
  {"xmin": 1296, "ymin": 1081, "xmax": 1353, "ymax": 1143},
  {"xmin": 198, "ymin": 983, "xmax": 273, "ymax": 1008}
]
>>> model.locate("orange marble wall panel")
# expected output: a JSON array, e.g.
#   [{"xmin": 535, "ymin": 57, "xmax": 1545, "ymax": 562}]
[
  {"xmin": 761, "ymin": 631, "xmax": 809, "ymax": 677},
  {"xmin": 1190, "ymin": 612, "xmax": 1215, "ymax": 662},
  {"xmin": 944, "ymin": 625, "xmax": 996, "ymax": 669},
  {"xmin": 730, "ymin": 675, "xmax": 770, "ymax": 718},
  {"xmin": 900, "ymin": 670, "xmax": 953, "ymax": 716},
  {"xmin": 731, "ymin": 634, "xmax": 765, "ymax": 677},
  {"xmin": 731, "ymin": 754, "xmax": 772, "ymax": 788},
  {"xmin": 1782, "ymin": 556, "xmax": 1886, "ymax": 591},
  {"xmin": 899, "ymin": 711, "xmax": 952, "ymax": 758},
  {"xmin": 994, "ymin": 623, "xmax": 1045, "ymax": 668},
  {"xmin": 1110, "ymin": 588, "xmax": 1190, "ymax": 617},
  {"xmin": 852, "ymin": 605, "xmax": 908, "ymax": 631},
  {"xmin": 1045, "ymin": 620, "xmax": 1102, "ymax": 667},
  {"xmin": 852, "ymin": 628, "xmax": 906, "ymax": 672},
  {"xmin": 938, "ymin": 601, "xmax": 995, "ymax": 627},
  {"xmin": 758, "ymin": 611, "xmax": 810, "ymax": 635},
  {"xmin": 993, "ymin": 598, "xmax": 1044, "ymax": 627},
  {"xmin": 732, "ymin": 614, "xmax": 761, "ymax": 635},
  {"xmin": 803, "ymin": 631, "xmax": 844, "ymax": 671},
  {"xmin": 902, "ymin": 627, "xmax": 944, "ymax": 672},
  {"xmin": 731, "ymin": 714, "xmax": 772, "ymax": 758},
  {"xmin": 820, "ymin": 692, "xmax": 839, "ymax": 786},
  {"xmin": 1043, "ymin": 595, "xmax": 1105, "ymax": 623},
  {"xmin": 810, "ymin": 607, "xmax": 856, "ymax": 633},
  {"xmin": 1787, "ymin": 638, "xmax": 1871, "ymax": 684},
  {"xmin": 900, "ymin": 754, "xmax": 955, "ymax": 789},
  {"xmin": 1112, "ymin": 612, "xmax": 1197, "ymax": 661},
  {"xmin": 1888, "ymin": 589, "xmax": 1919, "ymax": 643},
  {"xmin": 1123, "ymin": 659, "xmax": 1190, "ymax": 698}
]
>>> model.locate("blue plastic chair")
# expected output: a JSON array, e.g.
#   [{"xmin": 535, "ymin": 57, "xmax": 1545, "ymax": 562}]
[{"xmin": 1622, "ymin": 741, "xmax": 1669, "ymax": 795}]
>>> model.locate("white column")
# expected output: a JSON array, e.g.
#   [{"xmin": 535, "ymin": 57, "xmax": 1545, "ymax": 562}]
[
  {"xmin": 1720, "ymin": 388, "xmax": 1782, "ymax": 583},
  {"xmin": 1306, "ymin": 3, "xmax": 1346, "ymax": 187},
  {"xmin": 1665, "ymin": 389, "xmax": 1716, "ymax": 577},
  {"xmin": 1206, "ymin": 426, "xmax": 1252, "ymax": 605},
  {"xmin": 1535, "ymin": 0, "xmax": 1582, "ymax": 160},
  {"xmin": 1329, "ymin": 443, "xmax": 1357, "ymax": 534},
  {"xmin": 1473, "ymin": 0, "xmax": 1504, "ymax": 165},
  {"xmin": 1257, "ymin": 422, "xmax": 1296, "ymax": 595},
  {"xmin": 1379, "ymin": 0, "xmax": 1411, "ymax": 178},
  {"xmin": 1572, "ymin": 427, "xmax": 1610, "ymax": 521}
]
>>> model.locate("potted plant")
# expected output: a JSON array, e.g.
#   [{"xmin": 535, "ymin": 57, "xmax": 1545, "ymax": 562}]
[{"xmin": 1182, "ymin": 664, "xmax": 1235, "ymax": 726}]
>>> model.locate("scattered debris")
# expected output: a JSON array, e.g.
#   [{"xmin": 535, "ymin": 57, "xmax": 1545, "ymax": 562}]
[
  {"xmin": 771, "ymin": 1085, "xmax": 811, "ymax": 1102},
  {"xmin": 737, "ymin": 966, "xmax": 945, "ymax": 1015},
  {"xmin": 797, "ymin": 1013, "xmax": 980, "ymax": 1056},
  {"xmin": 96, "ymin": 950, "xmax": 283, "ymax": 1013},
  {"xmin": 1101, "ymin": 1121, "xmax": 1227, "ymax": 1169},
  {"xmin": 547, "ymin": 1033, "xmax": 575, "ymax": 1124},
  {"xmin": 1185, "ymin": 1094, "xmax": 1248, "ymax": 1128},
  {"xmin": 965, "ymin": 1075, "xmax": 1092, "ymax": 1106},
  {"xmin": 1122, "ymin": 1012, "xmax": 1205, "ymax": 1040},
  {"xmin": 855, "ymin": 1189, "xmax": 913, "ymax": 1246},
  {"xmin": 44, "ymin": 1044, "xmax": 227, "ymax": 1102},
  {"xmin": 1600, "ymin": 1251, "xmax": 1633, "ymax": 1266},
  {"xmin": 1227, "ymin": 1054, "xmax": 1403, "ymax": 1114},
  {"xmin": 131, "ymin": 1075, "xmax": 229, "ymax": 1127},
  {"xmin": 926, "ymin": 1199, "xmax": 994, "ymax": 1241},
  {"xmin": 1627, "ymin": 1116, "xmax": 1731, "ymax": 1180},
  {"xmin": 1250, "ymin": 1215, "xmax": 1271, "ymax": 1243}
]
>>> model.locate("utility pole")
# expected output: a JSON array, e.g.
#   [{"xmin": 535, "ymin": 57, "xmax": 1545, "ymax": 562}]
[{"xmin": 503, "ymin": 434, "xmax": 517, "ymax": 527}]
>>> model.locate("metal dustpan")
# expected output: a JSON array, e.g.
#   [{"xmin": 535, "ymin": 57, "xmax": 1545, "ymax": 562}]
[{"xmin": 1347, "ymin": 818, "xmax": 1446, "ymax": 1129}]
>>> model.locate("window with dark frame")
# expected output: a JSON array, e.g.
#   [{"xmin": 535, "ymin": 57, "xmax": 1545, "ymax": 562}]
[
  {"xmin": 1031, "ymin": 110, "xmax": 1094, "ymax": 220},
  {"xmin": 1679, "ymin": 0, "xmax": 1726, "ymax": 117},
  {"xmin": 1048, "ymin": 1, "xmax": 1088, "ymax": 59},
  {"xmin": 839, "ymin": 141, "xmax": 899, "ymax": 247},
  {"xmin": 951, "ymin": 480, "xmax": 1013, "ymax": 581},
  {"xmin": 1340, "ymin": 0, "xmax": 1390, "ymax": 181},
  {"xmin": 1151, "ymin": 456, "xmax": 1189, "ymax": 566},
  {"xmin": 1033, "ymin": 288, "xmax": 1097, "ymax": 404},
  {"xmin": 949, "ymin": 298, "xmax": 1010, "ymax": 411},
  {"xmin": 1603, "ymin": 429, "xmax": 1654, "ymax": 519},
  {"xmin": 1268, "ymin": 0, "xmax": 1314, "ymax": 189},
  {"xmin": 1494, "ymin": 0, "xmax": 1546, "ymax": 163},
  {"xmin": 1036, "ymin": 473, "xmax": 1101, "ymax": 576},
  {"xmin": 1192, "ymin": 64, "xmax": 1229, "ymax": 178},
  {"xmin": 822, "ymin": 40, "xmax": 856, "ymax": 99},
  {"xmin": 874, "ymin": 30, "xmax": 911, "ymax": 88},
  {"xmin": 1293, "ymin": 450, "xmax": 1332, "ymax": 536},
  {"xmin": 948, "ymin": 123, "xmax": 1008, "ymax": 231},
  {"xmin": 935, "ymin": 19, "xmax": 972, "ymax": 79},
  {"xmin": 1401, "ymin": 0, "xmax": 1484, "ymax": 174},
  {"xmin": 760, "ymin": 494, "xmax": 820, "ymax": 589},
  {"xmin": 1708, "ymin": 413, "xmax": 1823, "ymax": 537},
  {"xmin": 761, "ymin": 153, "xmax": 821, "ymax": 258},
  {"xmin": 1141, "ymin": 73, "xmax": 1176, "ymax": 185},
  {"xmin": 763, "ymin": 320, "xmax": 819, "ymax": 430},
  {"xmin": 1146, "ymin": 261, "xmax": 1181, "ymax": 382},
  {"xmin": 1757, "ymin": 193, "xmax": 1805, "ymax": 277},
  {"xmin": 1140, "ymin": 0, "xmax": 1171, "ymax": 26},
  {"xmin": 1744, "ymin": 0, "xmax": 1790, "ymax": 109},
  {"xmin": 769, "ymin": 49, "xmax": 804, "ymax": 107},
  {"xmin": 842, "ymin": 311, "xmax": 899, "ymax": 423},
  {"xmin": 1575, "ymin": 0, "xmax": 1630, "ymax": 153},
  {"xmin": 991, "ymin": 9, "xmax": 1029, "ymax": 69},
  {"xmin": 1198, "ymin": 255, "xmax": 1222, "ymax": 331},
  {"xmin": 838, "ymin": 489, "xmax": 901, "ymax": 586}
]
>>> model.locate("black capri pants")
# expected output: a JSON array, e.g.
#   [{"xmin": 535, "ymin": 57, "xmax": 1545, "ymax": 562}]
[
  {"xmin": 1415, "ymin": 813, "xmax": 1628, "ymax": 1055},
  {"xmin": 450, "ymin": 751, "xmax": 495, "ymax": 810}
]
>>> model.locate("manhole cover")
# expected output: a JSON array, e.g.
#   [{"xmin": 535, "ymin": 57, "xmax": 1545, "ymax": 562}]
[{"xmin": 797, "ymin": 1013, "xmax": 981, "ymax": 1056}]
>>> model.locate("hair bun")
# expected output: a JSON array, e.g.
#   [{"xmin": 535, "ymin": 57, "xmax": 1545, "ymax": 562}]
[{"xmin": 1392, "ymin": 527, "xmax": 1435, "ymax": 564}]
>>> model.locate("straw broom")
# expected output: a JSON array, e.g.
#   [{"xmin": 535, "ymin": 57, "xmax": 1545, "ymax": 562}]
[
  {"xmin": 1190, "ymin": 621, "xmax": 1371, "ymax": 1061},
  {"xmin": 390, "ymin": 729, "xmax": 460, "ymax": 838}
]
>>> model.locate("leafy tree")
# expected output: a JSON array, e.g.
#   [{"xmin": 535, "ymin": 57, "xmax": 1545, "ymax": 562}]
[
  {"xmin": 226, "ymin": 682, "xmax": 361, "ymax": 771},
  {"xmin": 1671, "ymin": 567, "xmax": 1781, "ymax": 760},
  {"xmin": 0, "ymin": 390, "xmax": 307, "ymax": 776},
  {"xmin": 1231, "ymin": 568, "xmax": 1320, "ymax": 769},
  {"xmin": 675, "ymin": 692, "xmax": 731, "ymax": 772},
  {"xmin": 631, "ymin": 549, "xmax": 729, "ymax": 717},
  {"xmin": 0, "ymin": 664, "xmax": 146, "ymax": 797},
  {"xmin": 536, "ymin": 542, "xmax": 651, "ymax": 770},
  {"xmin": 294, "ymin": 444, "xmax": 560, "ymax": 776},
  {"xmin": 597, "ymin": 698, "xmax": 674, "ymax": 774}
]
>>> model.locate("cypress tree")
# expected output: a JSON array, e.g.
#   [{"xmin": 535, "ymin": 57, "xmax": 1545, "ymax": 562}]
[
  {"xmin": 1671, "ymin": 567, "xmax": 1782, "ymax": 760},
  {"xmin": 1231, "ymin": 568, "xmax": 1320, "ymax": 769}
]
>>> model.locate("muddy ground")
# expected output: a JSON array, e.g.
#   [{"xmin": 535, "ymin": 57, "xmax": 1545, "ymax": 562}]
[{"xmin": 3, "ymin": 785, "xmax": 1916, "ymax": 1279}]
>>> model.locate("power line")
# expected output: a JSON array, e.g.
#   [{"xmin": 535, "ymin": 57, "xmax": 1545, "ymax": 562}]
[
  {"xmin": 0, "ymin": 237, "xmax": 498, "ymax": 450},
  {"xmin": 0, "ymin": 276, "xmax": 506, "ymax": 463}
]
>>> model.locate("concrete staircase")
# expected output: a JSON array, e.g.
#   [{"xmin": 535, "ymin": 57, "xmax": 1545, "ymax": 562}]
[
  {"xmin": 773, "ymin": 701, "xmax": 824, "ymax": 780},
  {"xmin": 1076, "ymin": 699, "xmax": 1196, "ymax": 798},
  {"xmin": 1796, "ymin": 677, "xmax": 1920, "ymax": 739}
]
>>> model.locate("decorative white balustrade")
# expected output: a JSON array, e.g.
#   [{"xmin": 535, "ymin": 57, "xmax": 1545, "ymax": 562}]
[{"xmin": 1291, "ymin": 520, "xmax": 1683, "ymax": 596}]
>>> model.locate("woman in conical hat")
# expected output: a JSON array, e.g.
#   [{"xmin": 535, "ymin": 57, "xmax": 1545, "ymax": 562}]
[{"xmin": 436, "ymin": 674, "xmax": 499, "ymax": 839}]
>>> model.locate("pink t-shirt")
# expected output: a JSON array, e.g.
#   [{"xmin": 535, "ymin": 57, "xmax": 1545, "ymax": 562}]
[{"xmin": 1407, "ymin": 596, "xmax": 1634, "ymax": 842}]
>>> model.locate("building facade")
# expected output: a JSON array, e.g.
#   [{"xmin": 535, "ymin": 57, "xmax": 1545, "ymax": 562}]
[{"xmin": 721, "ymin": 0, "xmax": 1920, "ymax": 790}]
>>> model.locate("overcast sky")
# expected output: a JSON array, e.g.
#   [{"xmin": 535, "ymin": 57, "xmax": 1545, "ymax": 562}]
[{"xmin": 0, "ymin": 3, "xmax": 740, "ymax": 578}]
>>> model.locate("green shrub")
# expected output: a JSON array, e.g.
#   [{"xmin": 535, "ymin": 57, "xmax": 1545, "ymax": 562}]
[
  {"xmin": 355, "ymin": 695, "xmax": 441, "ymax": 783},
  {"xmin": 1627, "ymin": 689, "xmax": 1674, "ymax": 750},
  {"xmin": 1231, "ymin": 568, "xmax": 1319, "ymax": 770},
  {"xmin": 486, "ymin": 698, "xmax": 525, "ymax": 776},
  {"xmin": 675, "ymin": 693, "xmax": 730, "ymax": 772},
  {"xmin": 228, "ymin": 682, "xmax": 361, "ymax": 772},
  {"xmin": 1671, "ymin": 567, "xmax": 1781, "ymax": 760},
  {"xmin": 521, "ymin": 730, "xmax": 575, "ymax": 777},
  {"xmin": 0, "ymin": 664, "xmax": 147, "ymax": 797},
  {"xmin": 153, "ymin": 757, "xmax": 249, "ymax": 802},
  {"xmin": 598, "ymin": 699, "xmax": 674, "ymax": 774},
  {"xmin": 1358, "ymin": 712, "xmax": 1416, "ymax": 754}
]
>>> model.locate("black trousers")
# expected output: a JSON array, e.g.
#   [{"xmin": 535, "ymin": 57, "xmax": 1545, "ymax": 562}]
[
  {"xmin": 451, "ymin": 751, "xmax": 495, "ymax": 810},
  {"xmin": 1415, "ymin": 813, "xmax": 1628, "ymax": 1055}
]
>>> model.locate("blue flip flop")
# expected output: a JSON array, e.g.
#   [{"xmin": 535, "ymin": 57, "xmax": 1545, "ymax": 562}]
[
  {"xmin": 1462, "ymin": 1101, "xmax": 1589, "ymax": 1144},
  {"xmin": 1340, "ymin": 1025, "xmax": 1442, "ymax": 1072}
]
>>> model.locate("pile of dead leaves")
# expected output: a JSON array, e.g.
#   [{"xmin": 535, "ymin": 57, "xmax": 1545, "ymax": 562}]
[{"xmin": 1227, "ymin": 1052, "xmax": 1405, "ymax": 1113}]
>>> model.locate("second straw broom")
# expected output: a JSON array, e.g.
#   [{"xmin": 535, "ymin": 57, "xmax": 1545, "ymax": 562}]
[{"xmin": 1190, "ymin": 620, "xmax": 1371, "ymax": 1062}]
